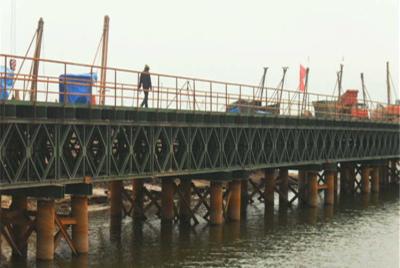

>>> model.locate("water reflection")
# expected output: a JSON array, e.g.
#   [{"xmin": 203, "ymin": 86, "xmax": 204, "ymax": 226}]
[
  {"xmin": 209, "ymin": 225, "xmax": 223, "ymax": 244},
  {"xmin": 69, "ymin": 254, "xmax": 89, "ymax": 268},
  {"xmin": 1, "ymin": 188, "xmax": 399, "ymax": 268},
  {"xmin": 323, "ymin": 205, "xmax": 334, "ymax": 221}
]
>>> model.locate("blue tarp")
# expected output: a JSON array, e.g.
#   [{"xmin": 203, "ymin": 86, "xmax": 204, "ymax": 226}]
[
  {"xmin": 228, "ymin": 106, "xmax": 240, "ymax": 113},
  {"xmin": 59, "ymin": 73, "xmax": 97, "ymax": 104},
  {"xmin": 0, "ymin": 66, "xmax": 14, "ymax": 100}
]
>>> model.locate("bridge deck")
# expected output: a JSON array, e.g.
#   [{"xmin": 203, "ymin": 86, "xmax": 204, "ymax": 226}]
[{"xmin": 1, "ymin": 102, "xmax": 399, "ymax": 190}]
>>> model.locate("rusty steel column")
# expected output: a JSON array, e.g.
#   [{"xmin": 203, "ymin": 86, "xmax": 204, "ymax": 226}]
[
  {"xmin": 227, "ymin": 180, "xmax": 241, "ymax": 221},
  {"xmin": 298, "ymin": 170, "xmax": 307, "ymax": 204},
  {"xmin": 161, "ymin": 178, "xmax": 175, "ymax": 223},
  {"xmin": 264, "ymin": 169, "xmax": 276, "ymax": 209},
  {"xmin": 240, "ymin": 179, "xmax": 248, "ymax": 216},
  {"xmin": 371, "ymin": 167, "xmax": 380, "ymax": 193},
  {"xmin": 110, "ymin": 180, "xmax": 123, "ymax": 221},
  {"xmin": 348, "ymin": 164, "xmax": 356, "ymax": 193},
  {"xmin": 278, "ymin": 168, "xmax": 289, "ymax": 207},
  {"xmin": 361, "ymin": 166, "xmax": 371, "ymax": 194},
  {"xmin": 340, "ymin": 163, "xmax": 354, "ymax": 194},
  {"xmin": 307, "ymin": 171, "xmax": 319, "ymax": 207},
  {"xmin": 339, "ymin": 164, "xmax": 347, "ymax": 194},
  {"xmin": 333, "ymin": 172, "xmax": 338, "ymax": 201},
  {"xmin": 179, "ymin": 179, "xmax": 192, "ymax": 224},
  {"xmin": 11, "ymin": 195, "xmax": 28, "ymax": 258},
  {"xmin": 71, "ymin": 195, "xmax": 89, "ymax": 254},
  {"xmin": 379, "ymin": 162, "xmax": 388, "ymax": 187},
  {"xmin": 36, "ymin": 199, "xmax": 55, "ymax": 260},
  {"xmin": 390, "ymin": 160, "xmax": 397, "ymax": 183},
  {"xmin": 132, "ymin": 180, "xmax": 145, "ymax": 220},
  {"xmin": 0, "ymin": 195, "xmax": 2, "ymax": 255},
  {"xmin": 325, "ymin": 171, "xmax": 335, "ymax": 206},
  {"xmin": 210, "ymin": 181, "xmax": 224, "ymax": 225}
]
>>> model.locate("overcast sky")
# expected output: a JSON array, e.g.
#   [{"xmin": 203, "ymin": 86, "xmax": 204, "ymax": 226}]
[{"xmin": 0, "ymin": 0, "xmax": 398, "ymax": 102}]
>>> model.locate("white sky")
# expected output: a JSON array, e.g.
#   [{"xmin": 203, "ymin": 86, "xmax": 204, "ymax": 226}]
[{"xmin": 0, "ymin": 0, "xmax": 399, "ymax": 103}]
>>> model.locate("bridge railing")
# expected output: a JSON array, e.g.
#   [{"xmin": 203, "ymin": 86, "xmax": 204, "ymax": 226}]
[{"xmin": 0, "ymin": 54, "xmax": 397, "ymax": 122}]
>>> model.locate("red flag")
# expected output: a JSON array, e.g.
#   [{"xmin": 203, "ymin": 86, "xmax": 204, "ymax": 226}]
[{"xmin": 299, "ymin": 64, "xmax": 306, "ymax": 92}]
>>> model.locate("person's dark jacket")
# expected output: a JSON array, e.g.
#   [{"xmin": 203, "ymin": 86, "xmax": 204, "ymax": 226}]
[{"xmin": 139, "ymin": 72, "xmax": 152, "ymax": 91}]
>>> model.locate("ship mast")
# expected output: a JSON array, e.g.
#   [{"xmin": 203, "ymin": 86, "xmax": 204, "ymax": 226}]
[
  {"xmin": 260, "ymin": 67, "xmax": 268, "ymax": 105},
  {"xmin": 99, "ymin": 15, "xmax": 110, "ymax": 105},
  {"xmin": 338, "ymin": 64, "xmax": 343, "ymax": 100},
  {"xmin": 360, "ymin": 73, "xmax": 366, "ymax": 106},
  {"xmin": 386, "ymin": 61, "xmax": 391, "ymax": 105},
  {"xmin": 278, "ymin": 67, "xmax": 288, "ymax": 108},
  {"xmin": 30, "ymin": 17, "xmax": 44, "ymax": 102}
]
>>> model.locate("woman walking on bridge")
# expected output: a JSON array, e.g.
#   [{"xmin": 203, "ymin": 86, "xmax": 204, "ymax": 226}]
[{"xmin": 139, "ymin": 65, "xmax": 152, "ymax": 108}]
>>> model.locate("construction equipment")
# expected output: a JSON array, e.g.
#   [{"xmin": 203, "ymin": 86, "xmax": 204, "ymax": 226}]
[
  {"xmin": 227, "ymin": 67, "xmax": 269, "ymax": 114},
  {"xmin": 227, "ymin": 67, "xmax": 288, "ymax": 114},
  {"xmin": 371, "ymin": 62, "xmax": 400, "ymax": 121},
  {"xmin": 58, "ymin": 16, "xmax": 109, "ymax": 105},
  {"xmin": 313, "ymin": 65, "xmax": 369, "ymax": 119}
]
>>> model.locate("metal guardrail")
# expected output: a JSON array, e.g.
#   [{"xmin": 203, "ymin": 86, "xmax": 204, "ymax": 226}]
[{"xmin": 0, "ymin": 54, "xmax": 398, "ymax": 122}]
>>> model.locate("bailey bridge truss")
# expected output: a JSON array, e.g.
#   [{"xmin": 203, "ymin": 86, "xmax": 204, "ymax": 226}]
[{"xmin": 1, "ymin": 104, "xmax": 398, "ymax": 190}]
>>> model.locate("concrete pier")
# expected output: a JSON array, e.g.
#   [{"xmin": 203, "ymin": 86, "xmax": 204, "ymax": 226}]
[
  {"xmin": 227, "ymin": 180, "xmax": 241, "ymax": 221},
  {"xmin": 71, "ymin": 195, "xmax": 89, "ymax": 254},
  {"xmin": 210, "ymin": 181, "xmax": 224, "ymax": 225},
  {"xmin": 36, "ymin": 199, "xmax": 55, "ymax": 260}
]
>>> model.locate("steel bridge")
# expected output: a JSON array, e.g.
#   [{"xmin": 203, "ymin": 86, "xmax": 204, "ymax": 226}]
[
  {"xmin": 1, "ymin": 102, "xmax": 399, "ymax": 190},
  {"xmin": 0, "ymin": 54, "xmax": 399, "ymax": 190},
  {"xmin": 1, "ymin": 54, "xmax": 400, "ymax": 263}
]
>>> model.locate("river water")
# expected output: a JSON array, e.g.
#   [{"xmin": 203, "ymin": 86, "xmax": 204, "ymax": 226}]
[{"xmin": 2, "ymin": 188, "xmax": 399, "ymax": 268}]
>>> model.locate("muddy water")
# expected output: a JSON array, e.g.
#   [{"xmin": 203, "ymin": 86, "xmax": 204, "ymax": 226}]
[{"xmin": 1, "ymin": 188, "xmax": 399, "ymax": 268}]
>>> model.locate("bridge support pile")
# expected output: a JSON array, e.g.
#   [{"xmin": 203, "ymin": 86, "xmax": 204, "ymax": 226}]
[{"xmin": 0, "ymin": 184, "xmax": 91, "ymax": 261}]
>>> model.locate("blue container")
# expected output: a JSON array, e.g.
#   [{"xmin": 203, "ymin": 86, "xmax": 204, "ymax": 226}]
[
  {"xmin": 0, "ymin": 66, "xmax": 14, "ymax": 100},
  {"xmin": 59, "ymin": 73, "xmax": 97, "ymax": 104}
]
